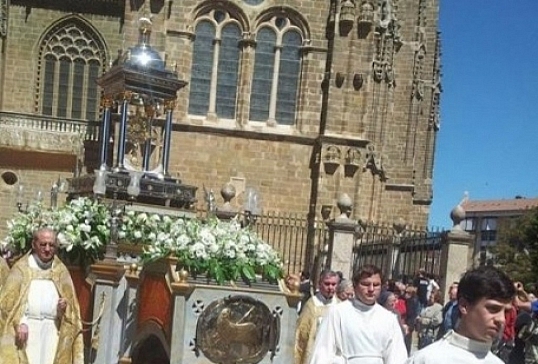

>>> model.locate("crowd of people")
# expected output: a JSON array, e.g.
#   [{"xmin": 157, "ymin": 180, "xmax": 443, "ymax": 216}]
[
  {"xmin": 295, "ymin": 265, "xmax": 538, "ymax": 364},
  {"xmin": 2, "ymin": 226, "xmax": 538, "ymax": 364}
]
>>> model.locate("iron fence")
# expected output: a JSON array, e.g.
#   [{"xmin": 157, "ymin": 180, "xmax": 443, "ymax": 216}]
[{"xmin": 352, "ymin": 223, "xmax": 446, "ymax": 283}]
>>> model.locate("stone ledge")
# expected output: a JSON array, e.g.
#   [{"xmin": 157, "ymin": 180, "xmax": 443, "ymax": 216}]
[{"xmin": 0, "ymin": 125, "xmax": 83, "ymax": 154}]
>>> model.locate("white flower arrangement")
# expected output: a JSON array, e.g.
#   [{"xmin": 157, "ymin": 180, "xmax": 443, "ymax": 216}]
[
  {"xmin": 3, "ymin": 197, "xmax": 283, "ymax": 284},
  {"xmin": 121, "ymin": 210, "xmax": 283, "ymax": 284},
  {"xmin": 3, "ymin": 197, "xmax": 111, "ymax": 264}
]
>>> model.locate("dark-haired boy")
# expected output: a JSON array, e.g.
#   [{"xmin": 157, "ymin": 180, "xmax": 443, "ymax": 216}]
[{"xmin": 405, "ymin": 266, "xmax": 516, "ymax": 364}]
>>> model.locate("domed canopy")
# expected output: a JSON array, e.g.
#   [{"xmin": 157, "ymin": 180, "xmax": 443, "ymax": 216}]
[
  {"xmin": 124, "ymin": 45, "xmax": 165, "ymax": 70},
  {"xmin": 97, "ymin": 17, "xmax": 187, "ymax": 101},
  {"xmin": 121, "ymin": 17, "xmax": 165, "ymax": 70}
]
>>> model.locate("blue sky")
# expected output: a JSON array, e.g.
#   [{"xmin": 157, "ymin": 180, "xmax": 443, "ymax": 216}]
[{"xmin": 428, "ymin": 1, "xmax": 538, "ymax": 228}]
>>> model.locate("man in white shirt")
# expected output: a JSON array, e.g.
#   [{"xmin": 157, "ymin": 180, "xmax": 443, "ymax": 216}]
[
  {"xmin": 405, "ymin": 266, "xmax": 516, "ymax": 364},
  {"xmin": 309, "ymin": 264, "xmax": 407, "ymax": 364}
]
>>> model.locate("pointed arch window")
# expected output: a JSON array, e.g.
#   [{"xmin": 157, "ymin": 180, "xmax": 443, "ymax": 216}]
[
  {"xmin": 37, "ymin": 20, "xmax": 105, "ymax": 121},
  {"xmin": 188, "ymin": 10, "xmax": 241, "ymax": 119},
  {"xmin": 250, "ymin": 16, "xmax": 302, "ymax": 126}
]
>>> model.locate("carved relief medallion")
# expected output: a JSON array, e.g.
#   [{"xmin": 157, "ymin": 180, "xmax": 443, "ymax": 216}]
[{"xmin": 195, "ymin": 295, "xmax": 279, "ymax": 363}]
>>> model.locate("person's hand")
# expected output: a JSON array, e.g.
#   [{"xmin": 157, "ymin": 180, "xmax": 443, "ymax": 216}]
[
  {"xmin": 57, "ymin": 298, "xmax": 67, "ymax": 317},
  {"xmin": 16, "ymin": 323, "xmax": 28, "ymax": 348}
]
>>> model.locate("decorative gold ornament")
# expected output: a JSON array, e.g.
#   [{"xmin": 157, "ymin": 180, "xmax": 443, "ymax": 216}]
[
  {"xmin": 178, "ymin": 268, "xmax": 189, "ymax": 282},
  {"xmin": 195, "ymin": 296, "xmax": 279, "ymax": 363}
]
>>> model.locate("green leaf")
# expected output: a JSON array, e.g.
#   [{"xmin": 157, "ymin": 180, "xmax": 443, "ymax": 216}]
[{"xmin": 242, "ymin": 265, "xmax": 256, "ymax": 281}]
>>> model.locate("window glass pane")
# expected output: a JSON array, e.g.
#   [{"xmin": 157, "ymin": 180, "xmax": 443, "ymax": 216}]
[
  {"xmin": 276, "ymin": 30, "xmax": 301, "ymax": 125},
  {"xmin": 249, "ymin": 28, "xmax": 276, "ymax": 121},
  {"xmin": 86, "ymin": 61, "xmax": 101, "ymax": 121},
  {"xmin": 72, "ymin": 60, "xmax": 85, "ymax": 119},
  {"xmin": 188, "ymin": 21, "xmax": 215, "ymax": 115},
  {"xmin": 57, "ymin": 58, "xmax": 71, "ymax": 117},
  {"xmin": 480, "ymin": 230, "xmax": 497, "ymax": 242},
  {"xmin": 481, "ymin": 218, "xmax": 497, "ymax": 231},
  {"xmin": 86, "ymin": 61, "xmax": 100, "ymax": 121},
  {"xmin": 216, "ymin": 23, "xmax": 240, "ymax": 119},
  {"xmin": 461, "ymin": 218, "xmax": 474, "ymax": 231},
  {"xmin": 42, "ymin": 56, "xmax": 55, "ymax": 116}
]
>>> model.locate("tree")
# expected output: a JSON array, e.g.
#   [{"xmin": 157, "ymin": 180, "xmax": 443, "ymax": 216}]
[{"xmin": 489, "ymin": 207, "xmax": 538, "ymax": 292}]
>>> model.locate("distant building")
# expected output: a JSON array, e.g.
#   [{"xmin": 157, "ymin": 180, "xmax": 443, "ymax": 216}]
[{"xmin": 461, "ymin": 197, "xmax": 538, "ymax": 265}]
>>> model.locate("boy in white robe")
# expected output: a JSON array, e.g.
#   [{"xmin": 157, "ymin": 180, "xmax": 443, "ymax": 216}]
[
  {"xmin": 309, "ymin": 264, "xmax": 407, "ymax": 364},
  {"xmin": 405, "ymin": 265, "xmax": 516, "ymax": 364}
]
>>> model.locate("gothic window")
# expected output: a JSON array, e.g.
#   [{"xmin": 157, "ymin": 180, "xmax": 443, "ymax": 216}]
[
  {"xmin": 250, "ymin": 16, "xmax": 302, "ymax": 126},
  {"xmin": 37, "ymin": 19, "xmax": 106, "ymax": 121},
  {"xmin": 188, "ymin": 10, "xmax": 241, "ymax": 119}
]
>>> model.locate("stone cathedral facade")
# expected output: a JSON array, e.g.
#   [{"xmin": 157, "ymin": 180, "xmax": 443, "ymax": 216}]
[{"xmin": 0, "ymin": 0, "xmax": 441, "ymax": 232}]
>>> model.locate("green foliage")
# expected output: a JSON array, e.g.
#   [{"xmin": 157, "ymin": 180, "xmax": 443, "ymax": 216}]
[{"xmin": 489, "ymin": 207, "xmax": 538, "ymax": 289}]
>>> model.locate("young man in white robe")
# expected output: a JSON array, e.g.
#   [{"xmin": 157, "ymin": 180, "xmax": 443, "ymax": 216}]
[
  {"xmin": 309, "ymin": 264, "xmax": 408, "ymax": 364},
  {"xmin": 405, "ymin": 266, "xmax": 516, "ymax": 364}
]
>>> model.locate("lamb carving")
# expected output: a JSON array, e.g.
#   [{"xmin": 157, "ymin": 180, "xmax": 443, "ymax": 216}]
[{"xmin": 215, "ymin": 307, "xmax": 261, "ymax": 348}]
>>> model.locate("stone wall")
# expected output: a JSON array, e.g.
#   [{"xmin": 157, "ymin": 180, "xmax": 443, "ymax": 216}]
[{"xmin": 0, "ymin": 0, "xmax": 442, "ymax": 237}]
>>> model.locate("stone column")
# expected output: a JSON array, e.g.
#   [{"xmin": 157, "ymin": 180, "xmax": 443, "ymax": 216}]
[
  {"xmin": 169, "ymin": 271, "xmax": 191, "ymax": 364},
  {"xmin": 118, "ymin": 263, "xmax": 141, "ymax": 363},
  {"xmin": 438, "ymin": 204, "xmax": 473, "ymax": 302},
  {"xmin": 327, "ymin": 193, "xmax": 359, "ymax": 279},
  {"xmin": 90, "ymin": 261, "xmax": 126, "ymax": 364}
]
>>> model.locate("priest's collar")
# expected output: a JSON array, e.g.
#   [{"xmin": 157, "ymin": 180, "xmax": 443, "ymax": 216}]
[
  {"xmin": 31, "ymin": 253, "xmax": 53, "ymax": 271},
  {"xmin": 351, "ymin": 297, "xmax": 375, "ymax": 311},
  {"xmin": 447, "ymin": 330, "xmax": 492, "ymax": 356},
  {"xmin": 314, "ymin": 292, "xmax": 335, "ymax": 305}
]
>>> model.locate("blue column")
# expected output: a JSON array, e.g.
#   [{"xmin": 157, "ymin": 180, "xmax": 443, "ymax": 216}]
[
  {"xmin": 115, "ymin": 96, "xmax": 130, "ymax": 171},
  {"xmin": 161, "ymin": 100, "xmax": 175, "ymax": 177},
  {"xmin": 142, "ymin": 105, "xmax": 154, "ymax": 172},
  {"xmin": 98, "ymin": 97, "xmax": 112, "ymax": 169}
]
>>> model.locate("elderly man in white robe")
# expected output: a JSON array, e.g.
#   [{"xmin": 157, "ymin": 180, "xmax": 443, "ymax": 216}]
[
  {"xmin": 309, "ymin": 264, "xmax": 407, "ymax": 364},
  {"xmin": 405, "ymin": 266, "xmax": 516, "ymax": 364},
  {"xmin": 0, "ymin": 227, "xmax": 84, "ymax": 364},
  {"xmin": 295, "ymin": 269, "xmax": 340, "ymax": 364}
]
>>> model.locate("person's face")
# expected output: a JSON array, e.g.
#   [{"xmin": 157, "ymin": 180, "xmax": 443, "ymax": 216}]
[
  {"xmin": 319, "ymin": 275, "xmax": 339, "ymax": 299},
  {"xmin": 354, "ymin": 273, "xmax": 382, "ymax": 305},
  {"xmin": 337, "ymin": 286, "xmax": 355, "ymax": 301},
  {"xmin": 449, "ymin": 285, "xmax": 458, "ymax": 301},
  {"xmin": 385, "ymin": 293, "xmax": 397, "ymax": 310},
  {"xmin": 459, "ymin": 297, "xmax": 511, "ymax": 342},
  {"xmin": 32, "ymin": 230, "xmax": 57, "ymax": 263}
]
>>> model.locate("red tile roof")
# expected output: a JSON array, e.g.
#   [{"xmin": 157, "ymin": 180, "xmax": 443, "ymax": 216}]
[{"xmin": 462, "ymin": 198, "xmax": 538, "ymax": 213}]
